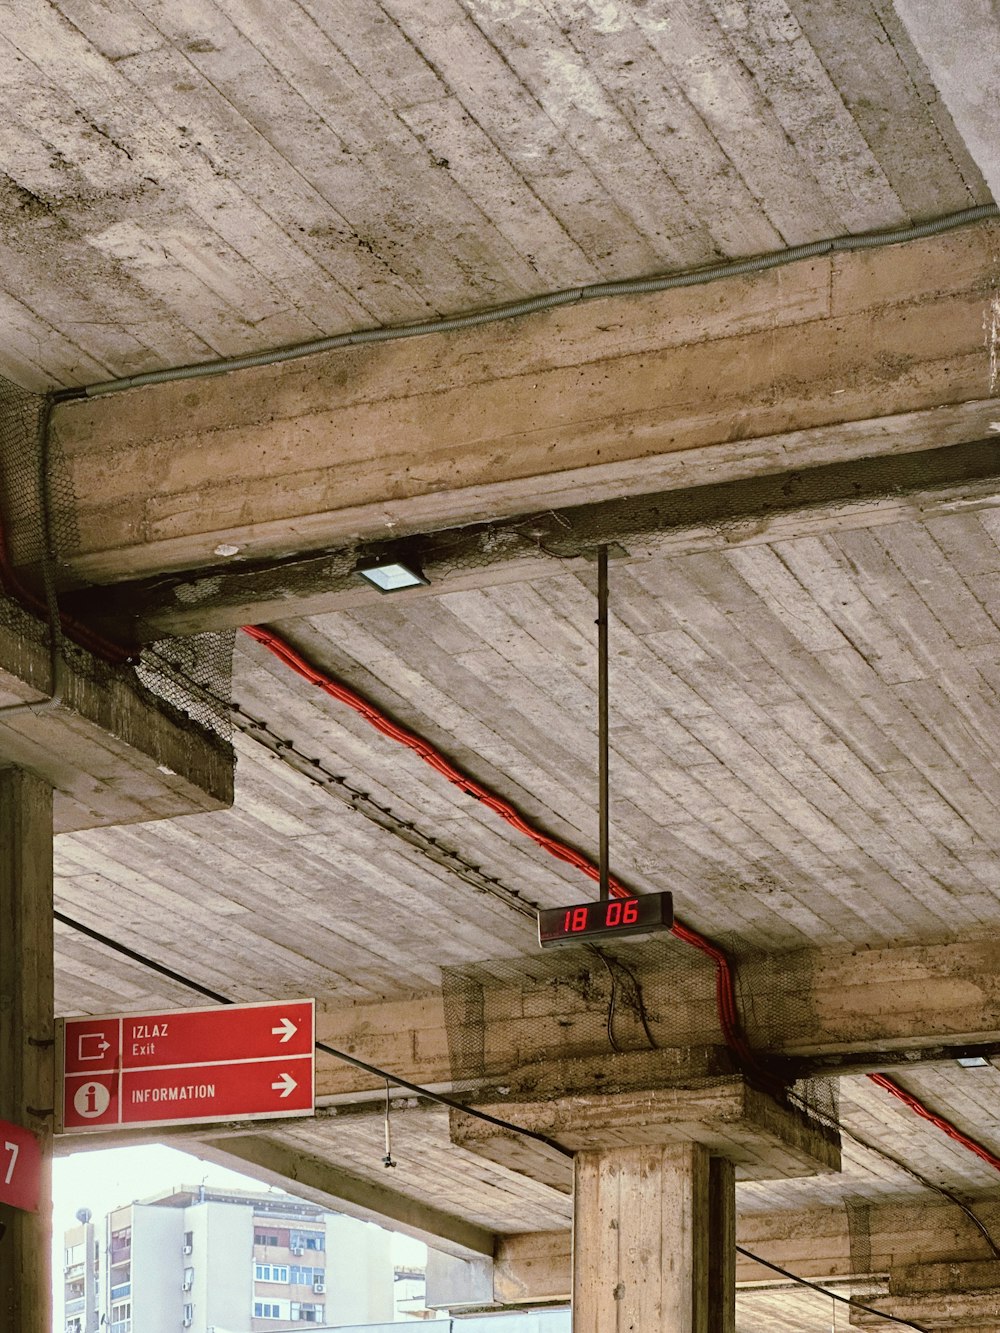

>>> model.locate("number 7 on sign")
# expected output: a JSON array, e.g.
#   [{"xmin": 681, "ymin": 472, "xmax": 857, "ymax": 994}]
[{"xmin": 3, "ymin": 1141, "xmax": 18, "ymax": 1186}]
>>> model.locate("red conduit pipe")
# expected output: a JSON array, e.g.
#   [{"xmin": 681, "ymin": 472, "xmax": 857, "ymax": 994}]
[
  {"xmin": 246, "ymin": 623, "xmax": 1000, "ymax": 1176},
  {"xmin": 868, "ymin": 1073, "xmax": 1000, "ymax": 1174},
  {"xmin": 242, "ymin": 624, "xmax": 759, "ymax": 1071},
  {"xmin": 245, "ymin": 623, "xmax": 1000, "ymax": 1175}
]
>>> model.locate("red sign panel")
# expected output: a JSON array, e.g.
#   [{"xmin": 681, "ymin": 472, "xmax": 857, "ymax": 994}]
[
  {"xmin": 0, "ymin": 1119, "xmax": 43, "ymax": 1212},
  {"xmin": 59, "ymin": 999, "xmax": 314, "ymax": 1133}
]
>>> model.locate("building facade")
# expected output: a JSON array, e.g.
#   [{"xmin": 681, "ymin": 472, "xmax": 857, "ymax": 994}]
[
  {"xmin": 62, "ymin": 1186, "xmax": 396, "ymax": 1333},
  {"xmin": 62, "ymin": 1214, "xmax": 100, "ymax": 1333}
]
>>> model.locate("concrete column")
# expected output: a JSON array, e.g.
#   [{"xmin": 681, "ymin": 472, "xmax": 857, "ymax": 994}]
[
  {"xmin": 708, "ymin": 1156, "xmax": 736, "ymax": 1333},
  {"xmin": 572, "ymin": 1142, "xmax": 735, "ymax": 1333},
  {"xmin": 0, "ymin": 767, "xmax": 54, "ymax": 1333}
]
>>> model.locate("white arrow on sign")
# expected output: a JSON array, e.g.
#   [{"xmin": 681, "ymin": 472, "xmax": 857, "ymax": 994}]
[
  {"xmin": 271, "ymin": 1073, "xmax": 297, "ymax": 1099},
  {"xmin": 271, "ymin": 1017, "xmax": 298, "ymax": 1044}
]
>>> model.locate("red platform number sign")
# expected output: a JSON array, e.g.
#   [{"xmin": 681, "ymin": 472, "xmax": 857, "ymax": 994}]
[{"xmin": 0, "ymin": 1119, "xmax": 43, "ymax": 1212}]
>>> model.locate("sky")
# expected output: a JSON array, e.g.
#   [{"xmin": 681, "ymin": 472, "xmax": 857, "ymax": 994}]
[{"xmin": 52, "ymin": 1142, "xmax": 426, "ymax": 1325}]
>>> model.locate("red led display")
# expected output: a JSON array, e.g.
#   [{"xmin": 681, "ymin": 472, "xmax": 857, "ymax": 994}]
[{"xmin": 537, "ymin": 891, "xmax": 673, "ymax": 948}]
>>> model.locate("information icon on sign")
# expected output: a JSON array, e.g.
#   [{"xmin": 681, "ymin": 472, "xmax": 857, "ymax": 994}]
[{"xmin": 73, "ymin": 1082, "xmax": 111, "ymax": 1119}]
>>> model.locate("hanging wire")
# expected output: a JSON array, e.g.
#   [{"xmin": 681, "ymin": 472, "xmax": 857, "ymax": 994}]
[
  {"xmin": 589, "ymin": 947, "xmax": 622, "ymax": 1053},
  {"xmin": 382, "ymin": 1080, "xmax": 396, "ymax": 1170}
]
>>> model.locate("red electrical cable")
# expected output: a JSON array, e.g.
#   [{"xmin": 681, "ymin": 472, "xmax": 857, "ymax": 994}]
[
  {"xmin": 245, "ymin": 622, "xmax": 1000, "ymax": 1181},
  {"xmin": 242, "ymin": 623, "xmax": 760, "ymax": 1072},
  {"xmin": 868, "ymin": 1073, "xmax": 1000, "ymax": 1174}
]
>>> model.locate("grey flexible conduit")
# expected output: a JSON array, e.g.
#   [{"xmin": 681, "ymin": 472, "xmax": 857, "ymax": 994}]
[{"xmin": 51, "ymin": 203, "xmax": 999, "ymax": 402}]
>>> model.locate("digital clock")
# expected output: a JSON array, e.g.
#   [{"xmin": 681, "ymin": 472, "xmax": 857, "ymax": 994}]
[{"xmin": 537, "ymin": 891, "xmax": 674, "ymax": 949}]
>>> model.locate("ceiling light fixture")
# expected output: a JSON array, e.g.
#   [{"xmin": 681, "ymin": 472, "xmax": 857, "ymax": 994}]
[{"xmin": 353, "ymin": 551, "xmax": 430, "ymax": 594}]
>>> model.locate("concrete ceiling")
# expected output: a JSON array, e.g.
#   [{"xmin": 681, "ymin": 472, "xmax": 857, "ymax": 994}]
[
  {"xmin": 0, "ymin": 0, "xmax": 990, "ymax": 389},
  {"xmin": 4, "ymin": 2, "xmax": 1000, "ymax": 1327}
]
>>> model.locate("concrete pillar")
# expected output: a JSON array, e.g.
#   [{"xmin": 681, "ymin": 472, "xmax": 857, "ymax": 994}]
[
  {"xmin": 572, "ymin": 1142, "xmax": 735, "ymax": 1333},
  {"xmin": 708, "ymin": 1156, "xmax": 736, "ymax": 1333},
  {"xmin": 0, "ymin": 768, "xmax": 54, "ymax": 1332}
]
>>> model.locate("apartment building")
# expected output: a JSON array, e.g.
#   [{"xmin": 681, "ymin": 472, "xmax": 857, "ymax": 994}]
[
  {"xmin": 63, "ymin": 1211, "xmax": 100, "ymax": 1333},
  {"xmin": 62, "ymin": 1185, "xmax": 395, "ymax": 1333}
]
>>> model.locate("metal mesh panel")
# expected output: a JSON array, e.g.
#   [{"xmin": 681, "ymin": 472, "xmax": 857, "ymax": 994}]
[
  {"xmin": 441, "ymin": 935, "xmax": 731, "ymax": 1095},
  {"xmin": 136, "ymin": 633, "xmax": 234, "ymax": 740},
  {"xmin": 0, "ymin": 374, "xmax": 52, "ymax": 646},
  {"xmin": 0, "ymin": 373, "xmax": 232, "ymax": 734},
  {"xmin": 440, "ymin": 934, "xmax": 841, "ymax": 1140}
]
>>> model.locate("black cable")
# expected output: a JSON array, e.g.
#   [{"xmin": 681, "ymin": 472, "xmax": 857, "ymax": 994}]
[
  {"xmin": 54, "ymin": 909, "xmax": 573, "ymax": 1160},
  {"xmin": 735, "ymin": 1246, "xmax": 927, "ymax": 1330},
  {"xmin": 55, "ymin": 910, "xmax": 229, "ymax": 1003},
  {"xmin": 590, "ymin": 947, "xmax": 660, "ymax": 1054},
  {"xmin": 608, "ymin": 952, "xmax": 658, "ymax": 1051},
  {"xmin": 590, "ymin": 947, "xmax": 622, "ymax": 1053},
  {"xmin": 53, "ymin": 921, "xmax": 969, "ymax": 1327},
  {"xmin": 787, "ymin": 1090, "xmax": 1000, "ymax": 1261}
]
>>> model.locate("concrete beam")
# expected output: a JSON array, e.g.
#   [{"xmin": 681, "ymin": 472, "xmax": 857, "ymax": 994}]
[
  {"xmin": 424, "ymin": 1251, "xmax": 494, "ymax": 1311},
  {"xmin": 191, "ymin": 1131, "xmax": 495, "ymax": 1260},
  {"xmin": 42, "ymin": 222, "xmax": 1000, "ymax": 590},
  {"xmin": 449, "ymin": 1077, "xmax": 841, "ymax": 1190},
  {"xmin": 69, "ymin": 428, "xmax": 1000, "ymax": 639},
  {"xmin": 0, "ymin": 617, "xmax": 232, "ymax": 831},
  {"xmin": 492, "ymin": 1198, "xmax": 1000, "ymax": 1306},
  {"xmin": 308, "ymin": 936, "xmax": 1000, "ymax": 1104},
  {"xmin": 852, "ymin": 1264, "xmax": 1000, "ymax": 1328}
]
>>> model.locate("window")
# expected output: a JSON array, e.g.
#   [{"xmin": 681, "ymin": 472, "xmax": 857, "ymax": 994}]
[
  {"xmin": 289, "ymin": 1226, "xmax": 325, "ymax": 1247},
  {"xmin": 291, "ymin": 1305, "xmax": 325, "ymax": 1323},
  {"xmin": 289, "ymin": 1266, "xmax": 324, "ymax": 1286},
  {"xmin": 255, "ymin": 1231, "xmax": 280, "ymax": 1246},
  {"xmin": 182, "ymin": 1266, "xmax": 194, "ymax": 1290},
  {"xmin": 255, "ymin": 1264, "xmax": 289, "ymax": 1283},
  {"xmin": 254, "ymin": 1302, "xmax": 289, "ymax": 1319},
  {"xmin": 183, "ymin": 1304, "xmax": 193, "ymax": 1322},
  {"xmin": 109, "ymin": 1228, "xmax": 131, "ymax": 1266},
  {"xmin": 109, "ymin": 1299, "xmax": 131, "ymax": 1333}
]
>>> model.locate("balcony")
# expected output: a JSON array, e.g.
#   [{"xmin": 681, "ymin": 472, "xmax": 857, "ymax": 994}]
[
  {"xmin": 64, "ymin": 1297, "xmax": 85, "ymax": 1315},
  {"xmin": 110, "ymin": 1281, "xmax": 131, "ymax": 1301}
]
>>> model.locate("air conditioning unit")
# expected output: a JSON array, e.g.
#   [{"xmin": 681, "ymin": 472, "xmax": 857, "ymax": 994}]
[
  {"xmin": 182, "ymin": 1280, "xmax": 193, "ymax": 1291},
  {"xmin": 290, "ymin": 1247, "xmax": 304, "ymax": 1256},
  {"xmin": 182, "ymin": 1321, "xmax": 192, "ymax": 1329},
  {"xmin": 182, "ymin": 1245, "xmax": 192, "ymax": 1254},
  {"xmin": 313, "ymin": 1281, "xmax": 325, "ymax": 1294}
]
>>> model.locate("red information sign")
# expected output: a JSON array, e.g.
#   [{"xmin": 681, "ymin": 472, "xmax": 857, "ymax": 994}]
[
  {"xmin": 0, "ymin": 1119, "xmax": 43, "ymax": 1212},
  {"xmin": 58, "ymin": 999, "xmax": 314, "ymax": 1133}
]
